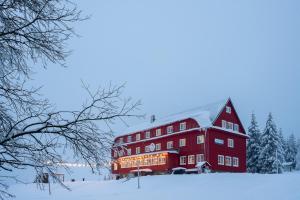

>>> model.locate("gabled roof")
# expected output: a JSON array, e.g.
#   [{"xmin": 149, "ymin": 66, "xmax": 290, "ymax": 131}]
[{"xmin": 120, "ymin": 98, "xmax": 229, "ymax": 137}]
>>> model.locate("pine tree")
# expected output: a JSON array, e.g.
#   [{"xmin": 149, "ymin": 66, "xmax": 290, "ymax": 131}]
[
  {"xmin": 285, "ymin": 134, "xmax": 297, "ymax": 169},
  {"xmin": 278, "ymin": 128, "xmax": 287, "ymax": 158},
  {"xmin": 246, "ymin": 112, "xmax": 261, "ymax": 173},
  {"xmin": 259, "ymin": 113, "xmax": 285, "ymax": 174},
  {"xmin": 296, "ymin": 143, "xmax": 300, "ymax": 170}
]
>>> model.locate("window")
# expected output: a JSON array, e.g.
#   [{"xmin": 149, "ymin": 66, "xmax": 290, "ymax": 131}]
[
  {"xmin": 167, "ymin": 126, "xmax": 173, "ymax": 134},
  {"xmin": 136, "ymin": 147, "xmax": 140, "ymax": 154},
  {"xmin": 156, "ymin": 143, "xmax": 161, "ymax": 151},
  {"xmin": 215, "ymin": 138, "xmax": 224, "ymax": 145},
  {"xmin": 226, "ymin": 122, "xmax": 233, "ymax": 130},
  {"xmin": 167, "ymin": 141, "xmax": 173, "ymax": 149},
  {"xmin": 118, "ymin": 150, "xmax": 124, "ymax": 157},
  {"xmin": 114, "ymin": 163, "xmax": 118, "ymax": 170},
  {"xmin": 188, "ymin": 155, "xmax": 195, "ymax": 164},
  {"xmin": 127, "ymin": 135, "xmax": 132, "ymax": 143},
  {"xmin": 113, "ymin": 150, "xmax": 117, "ymax": 158},
  {"xmin": 196, "ymin": 154, "xmax": 204, "ymax": 163},
  {"xmin": 145, "ymin": 131, "xmax": 150, "ymax": 139},
  {"xmin": 156, "ymin": 129, "xmax": 161, "ymax": 136},
  {"xmin": 179, "ymin": 138, "xmax": 186, "ymax": 147},
  {"xmin": 136, "ymin": 133, "xmax": 140, "ymax": 141},
  {"xmin": 180, "ymin": 156, "xmax": 186, "ymax": 165},
  {"xmin": 197, "ymin": 135, "xmax": 204, "ymax": 144},
  {"xmin": 179, "ymin": 122, "xmax": 186, "ymax": 131},
  {"xmin": 222, "ymin": 120, "xmax": 226, "ymax": 128},
  {"xmin": 127, "ymin": 148, "xmax": 131, "ymax": 156},
  {"xmin": 145, "ymin": 146, "xmax": 150, "ymax": 152},
  {"xmin": 228, "ymin": 139, "xmax": 234, "ymax": 148},
  {"xmin": 233, "ymin": 157, "xmax": 239, "ymax": 167},
  {"xmin": 218, "ymin": 155, "xmax": 224, "ymax": 165},
  {"xmin": 233, "ymin": 124, "xmax": 239, "ymax": 132},
  {"xmin": 225, "ymin": 156, "xmax": 232, "ymax": 166},
  {"xmin": 226, "ymin": 106, "xmax": 231, "ymax": 114},
  {"xmin": 119, "ymin": 137, "xmax": 123, "ymax": 143}
]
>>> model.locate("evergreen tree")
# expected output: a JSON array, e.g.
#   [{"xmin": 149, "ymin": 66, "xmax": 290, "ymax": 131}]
[
  {"xmin": 285, "ymin": 134, "xmax": 297, "ymax": 169},
  {"xmin": 296, "ymin": 144, "xmax": 300, "ymax": 170},
  {"xmin": 259, "ymin": 113, "xmax": 285, "ymax": 174},
  {"xmin": 246, "ymin": 112, "xmax": 261, "ymax": 173},
  {"xmin": 278, "ymin": 128, "xmax": 287, "ymax": 158}
]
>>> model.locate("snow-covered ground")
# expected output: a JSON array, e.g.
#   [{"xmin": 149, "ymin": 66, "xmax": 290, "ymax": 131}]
[{"xmin": 11, "ymin": 172, "xmax": 300, "ymax": 200}]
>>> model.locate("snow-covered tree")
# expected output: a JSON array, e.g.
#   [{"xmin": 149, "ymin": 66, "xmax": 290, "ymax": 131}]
[
  {"xmin": 296, "ymin": 144, "xmax": 300, "ymax": 170},
  {"xmin": 285, "ymin": 134, "xmax": 298, "ymax": 169},
  {"xmin": 259, "ymin": 113, "xmax": 285, "ymax": 174},
  {"xmin": 246, "ymin": 113, "xmax": 261, "ymax": 173},
  {"xmin": 278, "ymin": 128, "xmax": 287, "ymax": 157}
]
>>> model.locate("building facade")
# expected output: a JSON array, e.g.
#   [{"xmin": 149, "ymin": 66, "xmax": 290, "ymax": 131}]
[{"xmin": 111, "ymin": 98, "xmax": 248, "ymax": 176}]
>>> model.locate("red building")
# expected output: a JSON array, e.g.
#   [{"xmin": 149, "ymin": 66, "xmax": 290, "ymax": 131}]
[{"xmin": 111, "ymin": 98, "xmax": 248, "ymax": 177}]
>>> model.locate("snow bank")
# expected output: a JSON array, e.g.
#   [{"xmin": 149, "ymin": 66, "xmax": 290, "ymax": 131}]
[{"xmin": 11, "ymin": 172, "xmax": 300, "ymax": 200}]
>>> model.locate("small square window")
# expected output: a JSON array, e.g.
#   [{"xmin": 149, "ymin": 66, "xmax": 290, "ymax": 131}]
[
  {"xmin": 167, "ymin": 126, "xmax": 173, "ymax": 134},
  {"xmin": 156, "ymin": 129, "xmax": 161, "ymax": 136},
  {"xmin": 222, "ymin": 120, "xmax": 226, "ymax": 129},
  {"xmin": 226, "ymin": 122, "xmax": 233, "ymax": 130},
  {"xmin": 225, "ymin": 156, "xmax": 232, "ymax": 166},
  {"xmin": 136, "ymin": 147, "xmax": 140, "ymax": 154},
  {"xmin": 127, "ymin": 135, "xmax": 132, "ymax": 143},
  {"xmin": 179, "ymin": 122, "xmax": 186, "ymax": 131},
  {"xmin": 218, "ymin": 155, "xmax": 224, "ymax": 165},
  {"xmin": 180, "ymin": 156, "xmax": 186, "ymax": 165},
  {"xmin": 228, "ymin": 139, "xmax": 234, "ymax": 148},
  {"xmin": 188, "ymin": 155, "xmax": 195, "ymax": 164},
  {"xmin": 145, "ymin": 146, "xmax": 150, "ymax": 152},
  {"xmin": 233, "ymin": 157, "xmax": 239, "ymax": 167},
  {"xmin": 179, "ymin": 138, "xmax": 186, "ymax": 147},
  {"xmin": 196, "ymin": 154, "xmax": 204, "ymax": 163},
  {"xmin": 167, "ymin": 141, "xmax": 173, "ymax": 149},
  {"xmin": 136, "ymin": 134, "xmax": 141, "ymax": 141},
  {"xmin": 226, "ymin": 106, "xmax": 231, "ymax": 114},
  {"xmin": 145, "ymin": 131, "xmax": 150, "ymax": 139},
  {"xmin": 197, "ymin": 135, "xmax": 204, "ymax": 144},
  {"xmin": 156, "ymin": 143, "xmax": 161, "ymax": 151},
  {"xmin": 233, "ymin": 124, "xmax": 239, "ymax": 132}
]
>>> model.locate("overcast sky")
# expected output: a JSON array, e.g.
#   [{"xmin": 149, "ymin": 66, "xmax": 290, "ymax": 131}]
[{"xmin": 33, "ymin": 0, "xmax": 300, "ymax": 138}]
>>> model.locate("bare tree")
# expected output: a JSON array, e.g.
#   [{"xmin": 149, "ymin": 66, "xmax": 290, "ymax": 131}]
[{"xmin": 0, "ymin": 0, "xmax": 140, "ymax": 199}]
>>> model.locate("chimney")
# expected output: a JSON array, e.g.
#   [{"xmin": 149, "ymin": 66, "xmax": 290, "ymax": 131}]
[{"xmin": 150, "ymin": 115, "xmax": 156, "ymax": 123}]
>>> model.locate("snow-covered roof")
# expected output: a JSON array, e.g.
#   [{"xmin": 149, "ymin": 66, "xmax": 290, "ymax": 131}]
[
  {"xmin": 130, "ymin": 168, "xmax": 152, "ymax": 172},
  {"xmin": 196, "ymin": 161, "xmax": 211, "ymax": 167},
  {"xmin": 120, "ymin": 99, "xmax": 228, "ymax": 136},
  {"xmin": 172, "ymin": 167, "xmax": 187, "ymax": 171}
]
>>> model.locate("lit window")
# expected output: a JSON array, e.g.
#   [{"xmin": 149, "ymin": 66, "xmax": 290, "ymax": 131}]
[
  {"xmin": 218, "ymin": 155, "xmax": 224, "ymax": 165},
  {"xmin": 188, "ymin": 155, "xmax": 195, "ymax": 164},
  {"xmin": 233, "ymin": 124, "xmax": 239, "ymax": 132},
  {"xmin": 136, "ymin": 133, "xmax": 140, "ymax": 141},
  {"xmin": 136, "ymin": 147, "xmax": 140, "ymax": 154},
  {"xmin": 196, "ymin": 154, "xmax": 204, "ymax": 163},
  {"xmin": 145, "ymin": 131, "xmax": 151, "ymax": 139},
  {"xmin": 167, "ymin": 126, "xmax": 173, "ymax": 134},
  {"xmin": 233, "ymin": 157, "xmax": 239, "ymax": 167},
  {"xmin": 179, "ymin": 138, "xmax": 186, "ymax": 147},
  {"xmin": 167, "ymin": 141, "xmax": 173, "ymax": 149},
  {"xmin": 225, "ymin": 156, "xmax": 232, "ymax": 166},
  {"xmin": 228, "ymin": 139, "xmax": 234, "ymax": 148},
  {"xmin": 197, "ymin": 135, "xmax": 204, "ymax": 144},
  {"xmin": 222, "ymin": 120, "xmax": 226, "ymax": 128},
  {"xmin": 180, "ymin": 156, "xmax": 186, "ymax": 165},
  {"xmin": 179, "ymin": 122, "xmax": 186, "ymax": 131},
  {"xmin": 127, "ymin": 148, "xmax": 131, "ymax": 156},
  {"xmin": 226, "ymin": 106, "xmax": 231, "ymax": 114},
  {"xmin": 226, "ymin": 122, "xmax": 233, "ymax": 130},
  {"xmin": 156, "ymin": 143, "xmax": 161, "ymax": 151},
  {"xmin": 156, "ymin": 129, "xmax": 161, "ymax": 136},
  {"xmin": 114, "ymin": 163, "xmax": 118, "ymax": 170},
  {"xmin": 127, "ymin": 135, "xmax": 132, "ymax": 143}
]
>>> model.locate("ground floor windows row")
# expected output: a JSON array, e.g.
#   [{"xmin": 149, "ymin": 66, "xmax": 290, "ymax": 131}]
[
  {"xmin": 217, "ymin": 155, "xmax": 239, "ymax": 167},
  {"xmin": 119, "ymin": 157, "xmax": 166, "ymax": 169},
  {"xmin": 180, "ymin": 154, "xmax": 205, "ymax": 165}
]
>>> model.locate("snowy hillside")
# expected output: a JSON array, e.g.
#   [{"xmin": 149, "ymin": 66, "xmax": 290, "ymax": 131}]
[{"xmin": 11, "ymin": 172, "xmax": 300, "ymax": 200}]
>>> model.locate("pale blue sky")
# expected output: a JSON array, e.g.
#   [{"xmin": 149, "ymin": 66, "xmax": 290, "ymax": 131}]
[{"xmin": 33, "ymin": 0, "xmax": 300, "ymax": 138}]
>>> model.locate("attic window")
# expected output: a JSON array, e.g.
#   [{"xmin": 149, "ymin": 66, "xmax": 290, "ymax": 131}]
[{"xmin": 226, "ymin": 106, "xmax": 231, "ymax": 114}]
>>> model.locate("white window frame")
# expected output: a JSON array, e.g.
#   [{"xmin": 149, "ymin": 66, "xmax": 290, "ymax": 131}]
[
  {"xmin": 119, "ymin": 137, "xmax": 123, "ymax": 144},
  {"xmin": 167, "ymin": 126, "xmax": 173, "ymax": 134},
  {"xmin": 145, "ymin": 131, "xmax": 150, "ymax": 139},
  {"xmin": 127, "ymin": 148, "xmax": 131, "ymax": 156},
  {"xmin": 222, "ymin": 120, "xmax": 226, "ymax": 129},
  {"xmin": 218, "ymin": 155, "xmax": 224, "ymax": 165},
  {"xmin": 226, "ymin": 106, "xmax": 231, "ymax": 114},
  {"xmin": 167, "ymin": 141, "xmax": 173, "ymax": 149},
  {"xmin": 227, "ymin": 122, "xmax": 233, "ymax": 130},
  {"xmin": 136, "ymin": 147, "xmax": 140, "ymax": 154},
  {"xmin": 127, "ymin": 135, "xmax": 132, "ymax": 143},
  {"xmin": 145, "ymin": 146, "xmax": 150, "ymax": 152},
  {"xmin": 156, "ymin": 143, "xmax": 161, "ymax": 151},
  {"xmin": 136, "ymin": 133, "xmax": 141, "ymax": 141},
  {"xmin": 225, "ymin": 156, "xmax": 232, "ymax": 166},
  {"xmin": 233, "ymin": 124, "xmax": 239, "ymax": 132},
  {"xmin": 180, "ymin": 156, "xmax": 186, "ymax": 165},
  {"xmin": 233, "ymin": 157, "xmax": 239, "ymax": 167},
  {"xmin": 215, "ymin": 138, "xmax": 224, "ymax": 145},
  {"xmin": 113, "ymin": 150, "xmax": 117, "ymax": 158},
  {"xmin": 179, "ymin": 138, "xmax": 186, "ymax": 147},
  {"xmin": 156, "ymin": 128, "xmax": 161, "ymax": 136},
  {"xmin": 228, "ymin": 138, "xmax": 234, "ymax": 148},
  {"xmin": 179, "ymin": 122, "xmax": 186, "ymax": 131},
  {"xmin": 188, "ymin": 155, "xmax": 195, "ymax": 164},
  {"xmin": 197, "ymin": 135, "xmax": 204, "ymax": 144},
  {"xmin": 114, "ymin": 163, "xmax": 118, "ymax": 170},
  {"xmin": 196, "ymin": 154, "xmax": 204, "ymax": 163}
]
